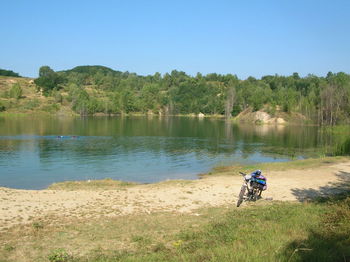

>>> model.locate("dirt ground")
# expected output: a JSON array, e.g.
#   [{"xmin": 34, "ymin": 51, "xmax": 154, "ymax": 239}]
[{"xmin": 1, "ymin": 162, "xmax": 350, "ymax": 231}]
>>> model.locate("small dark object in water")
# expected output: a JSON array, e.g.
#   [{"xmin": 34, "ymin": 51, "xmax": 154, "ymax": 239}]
[{"xmin": 57, "ymin": 135, "xmax": 78, "ymax": 139}]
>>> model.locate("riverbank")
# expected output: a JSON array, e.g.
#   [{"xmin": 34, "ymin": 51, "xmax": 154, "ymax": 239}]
[
  {"xmin": 1, "ymin": 157, "xmax": 349, "ymax": 261},
  {"xmin": 1, "ymin": 157, "xmax": 349, "ymax": 230}
]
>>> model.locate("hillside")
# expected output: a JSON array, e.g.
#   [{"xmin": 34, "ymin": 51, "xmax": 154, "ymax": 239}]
[
  {"xmin": 0, "ymin": 76, "xmax": 75, "ymax": 115},
  {"xmin": 1, "ymin": 66, "xmax": 350, "ymax": 125}
]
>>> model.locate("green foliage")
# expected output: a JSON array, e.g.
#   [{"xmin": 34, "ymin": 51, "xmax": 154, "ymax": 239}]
[
  {"xmin": 48, "ymin": 248, "xmax": 72, "ymax": 262},
  {"xmin": 282, "ymin": 195, "xmax": 350, "ymax": 262},
  {"xmin": 266, "ymin": 104, "xmax": 276, "ymax": 116},
  {"xmin": 0, "ymin": 101, "xmax": 6, "ymax": 112},
  {"xmin": 34, "ymin": 66, "xmax": 64, "ymax": 95},
  {"xmin": 32, "ymin": 221, "xmax": 44, "ymax": 231},
  {"xmin": 67, "ymin": 84, "xmax": 105, "ymax": 115},
  {"xmin": 68, "ymin": 84, "xmax": 90, "ymax": 115},
  {"xmin": 82, "ymin": 199, "xmax": 350, "ymax": 262},
  {"xmin": 3, "ymin": 244, "xmax": 15, "ymax": 252},
  {"xmin": 41, "ymin": 103, "xmax": 60, "ymax": 113},
  {"xmin": 0, "ymin": 68, "xmax": 21, "ymax": 77},
  {"xmin": 52, "ymin": 90, "xmax": 63, "ymax": 104},
  {"xmin": 9, "ymin": 83, "xmax": 22, "ymax": 99},
  {"xmin": 324, "ymin": 126, "xmax": 350, "ymax": 156},
  {"xmin": 138, "ymin": 83, "xmax": 161, "ymax": 112},
  {"xmin": 336, "ymin": 138, "xmax": 350, "ymax": 155},
  {"xmin": 22, "ymin": 99, "xmax": 40, "ymax": 110},
  {"xmin": 31, "ymin": 65, "xmax": 350, "ymax": 123}
]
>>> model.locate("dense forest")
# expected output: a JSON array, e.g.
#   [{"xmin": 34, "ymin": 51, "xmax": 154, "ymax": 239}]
[{"xmin": 31, "ymin": 65, "xmax": 350, "ymax": 125}]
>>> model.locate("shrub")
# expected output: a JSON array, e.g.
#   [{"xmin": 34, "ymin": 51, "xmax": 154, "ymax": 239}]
[
  {"xmin": 41, "ymin": 104, "xmax": 60, "ymax": 113},
  {"xmin": 9, "ymin": 83, "xmax": 22, "ymax": 99},
  {"xmin": 22, "ymin": 99, "xmax": 40, "ymax": 110},
  {"xmin": 0, "ymin": 101, "xmax": 6, "ymax": 112}
]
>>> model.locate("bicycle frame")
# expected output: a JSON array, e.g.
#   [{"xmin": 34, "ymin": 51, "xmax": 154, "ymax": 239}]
[{"xmin": 237, "ymin": 172, "xmax": 262, "ymax": 206}]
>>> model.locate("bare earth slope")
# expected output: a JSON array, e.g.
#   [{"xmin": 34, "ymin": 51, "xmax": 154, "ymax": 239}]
[{"xmin": 1, "ymin": 161, "xmax": 350, "ymax": 231}]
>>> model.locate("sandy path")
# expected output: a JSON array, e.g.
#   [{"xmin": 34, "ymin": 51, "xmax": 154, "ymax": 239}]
[{"xmin": 1, "ymin": 162, "xmax": 350, "ymax": 231}]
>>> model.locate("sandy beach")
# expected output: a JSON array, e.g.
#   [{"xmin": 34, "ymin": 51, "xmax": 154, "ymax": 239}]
[{"xmin": 1, "ymin": 161, "xmax": 350, "ymax": 231}]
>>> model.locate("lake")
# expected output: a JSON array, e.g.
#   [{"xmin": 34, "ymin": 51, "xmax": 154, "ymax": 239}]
[{"xmin": 0, "ymin": 116, "xmax": 327, "ymax": 189}]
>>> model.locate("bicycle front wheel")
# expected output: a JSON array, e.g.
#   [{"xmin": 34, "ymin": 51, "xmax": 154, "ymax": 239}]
[{"xmin": 236, "ymin": 185, "xmax": 247, "ymax": 207}]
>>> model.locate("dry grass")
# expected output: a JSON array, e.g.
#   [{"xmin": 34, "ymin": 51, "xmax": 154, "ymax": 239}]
[
  {"xmin": 48, "ymin": 179, "xmax": 138, "ymax": 191},
  {"xmin": 0, "ymin": 76, "xmax": 75, "ymax": 116},
  {"xmin": 2, "ymin": 199, "xmax": 348, "ymax": 262},
  {"xmin": 208, "ymin": 156, "xmax": 350, "ymax": 176},
  {"xmin": 0, "ymin": 206, "xmax": 227, "ymax": 262}
]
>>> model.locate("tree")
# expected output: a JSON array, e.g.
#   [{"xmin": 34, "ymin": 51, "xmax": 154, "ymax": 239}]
[
  {"xmin": 34, "ymin": 66, "xmax": 63, "ymax": 95},
  {"xmin": 224, "ymin": 76, "xmax": 238, "ymax": 118}
]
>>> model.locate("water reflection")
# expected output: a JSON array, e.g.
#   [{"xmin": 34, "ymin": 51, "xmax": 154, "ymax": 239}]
[{"xmin": 0, "ymin": 116, "xmax": 331, "ymax": 189}]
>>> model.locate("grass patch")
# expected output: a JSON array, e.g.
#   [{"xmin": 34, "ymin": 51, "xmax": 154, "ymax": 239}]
[
  {"xmin": 209, "ymin": 156, "xmax": 350, "ymax": 176},
  {"xmin": 48, "ymin": 179, "xmax": 194, "ymax": 191},
  {"xmin": 83, "ymin": 198, "xmax": 350, "ymax": 262},
  {"xmin": 48, "ymin": 178, "xmax": 138, "ymax": 190},
  {"xmin": 0, "ymin": 207, "xmax": 226, "ymax": 262},
  {"xmin": 1, "ymin": 198, "xmax": 349, "ymax": 261}
]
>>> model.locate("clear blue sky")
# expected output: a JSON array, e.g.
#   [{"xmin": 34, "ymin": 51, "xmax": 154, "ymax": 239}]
[{"xmin": 1, "ymin": 0, "xmax": 349, "ymax": 78}]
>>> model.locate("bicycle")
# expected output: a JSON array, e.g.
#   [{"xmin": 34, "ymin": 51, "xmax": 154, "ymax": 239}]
[{"xmin": 236, "ymin": 172, "xmax": 263, "ymax": 207}]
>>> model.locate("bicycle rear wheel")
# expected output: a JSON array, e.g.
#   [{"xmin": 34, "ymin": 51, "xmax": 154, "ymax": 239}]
[{"xmin": 236, "ymin": 185, "xmax": 247, "ymax": 207}]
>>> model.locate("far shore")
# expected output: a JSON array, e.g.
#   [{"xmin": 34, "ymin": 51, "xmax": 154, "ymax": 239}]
[{"xmin": 1, "ymin": 156, "xmax": 349, "ymax": 232}]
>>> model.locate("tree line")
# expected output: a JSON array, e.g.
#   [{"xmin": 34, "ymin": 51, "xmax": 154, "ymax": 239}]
[
  {"xmin": 0, "ymin": 68, "xmax": 21, "ymax": 77},
  {"xmin": 34, "ymin": 65, "xmax": 350, "ymax": 125}
]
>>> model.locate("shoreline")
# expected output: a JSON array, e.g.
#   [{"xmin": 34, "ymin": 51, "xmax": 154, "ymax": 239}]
[
  {"xmin": 1, "ymin": 157, "xmax": 349, "ymax": 232},
  {"xmin": 0, "ymin": 111, "xmax": 311, "ymax": 124},
  {"xmin": 1, "ymin": 156, "xmax": 347, "ymax": 192},
  {"xmin": 1, "ymin": 156, "xmax": 349, "ymax": 191}
]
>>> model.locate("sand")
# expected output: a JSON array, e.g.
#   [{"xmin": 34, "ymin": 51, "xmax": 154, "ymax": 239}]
[{"xmin": 1, "ymin": 162, "xmax": 350, "ymax": 231}]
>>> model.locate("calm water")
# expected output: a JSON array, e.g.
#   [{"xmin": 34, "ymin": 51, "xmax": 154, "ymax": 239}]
[{"xmin": 0, "ymin": 116, "xmax": 325, "ymax": 189}]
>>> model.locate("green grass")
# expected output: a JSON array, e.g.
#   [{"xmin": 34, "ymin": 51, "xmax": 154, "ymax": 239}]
[
  {"xmin": 1, "ymin": 196, "xmax": 349, "ymax": 262},
  {"xmin": 81, "ymin": 197, "xmax": 350, "ymax": 262}
]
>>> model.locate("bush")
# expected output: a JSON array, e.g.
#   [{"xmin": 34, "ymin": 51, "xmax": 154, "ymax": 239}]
[
  {"xmin": 41, "ymin": 104, "xmax": 60, "ymax": 113},
  {"xmin": 0, "ymin": 101, "xmax": 6, "ymax": 112},
  {"xmin": 9, "ymin": 83, "xmax": 22, "ymax": 99},
  {"xmin": 266, "ymin": 104, "xmax": 276, "ymax": 116},
  {"xmin": 22, "ymin": 99, "xmax": 40, "ymax": 110}
]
